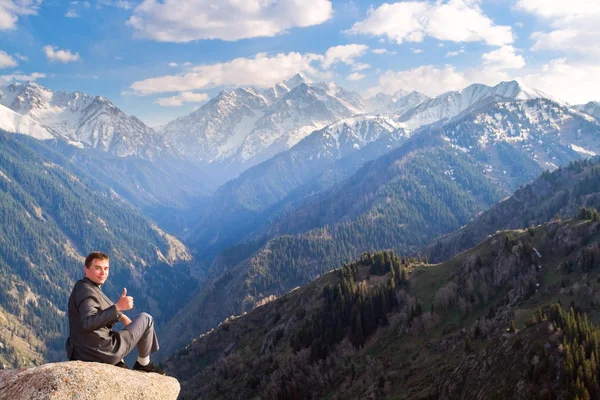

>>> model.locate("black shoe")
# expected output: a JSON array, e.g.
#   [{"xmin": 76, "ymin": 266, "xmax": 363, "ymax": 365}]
[
  {"xmin": 115, "ymin": 360, "xmax": 129, "ymax": 369},
  {"xmin": 133, "ymin": 361, "xmax": 166, "ymax": 375}
]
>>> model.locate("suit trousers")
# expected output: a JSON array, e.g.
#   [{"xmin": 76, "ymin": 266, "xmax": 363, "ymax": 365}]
[{"xmin": 119, "ymin": 312, "xmax": 160, "ymax": 359}]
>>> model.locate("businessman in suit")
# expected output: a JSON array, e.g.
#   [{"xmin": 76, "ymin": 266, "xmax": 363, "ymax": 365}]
[{"xmin": 66, "ymin": 251, "xmax": 164, "ymax": 374}]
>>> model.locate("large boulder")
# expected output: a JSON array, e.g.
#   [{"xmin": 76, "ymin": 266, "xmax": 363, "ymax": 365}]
[{"xmin": 0, "ymin": 361, "xmax": 180, "ymax": 400}]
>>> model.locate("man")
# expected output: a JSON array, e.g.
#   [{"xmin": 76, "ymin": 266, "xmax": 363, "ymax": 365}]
[{"xmin": 65, "ymin": 251, "xmax": 164, "ymax": 374}]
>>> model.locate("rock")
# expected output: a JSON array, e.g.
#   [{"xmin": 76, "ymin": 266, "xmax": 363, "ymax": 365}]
[{"xmin": 0, "ymin": 361, "xmax": 180, "ymax": 400}]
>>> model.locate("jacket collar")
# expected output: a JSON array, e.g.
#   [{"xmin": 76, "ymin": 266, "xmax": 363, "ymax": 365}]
[{"xmin": 82, "ymin": 276, "xmax": 102, "ymax": 289}]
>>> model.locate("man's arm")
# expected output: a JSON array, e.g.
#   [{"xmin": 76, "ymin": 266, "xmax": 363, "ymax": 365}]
[
  {"xmin": 120, "ymin": 314, "xmax": 132, "ymax": 326},
  {"xmin": 78, "ymin": 296, "xmax": 121, "ymax": 333}
]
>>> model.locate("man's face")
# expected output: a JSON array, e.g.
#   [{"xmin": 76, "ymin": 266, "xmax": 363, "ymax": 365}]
[{"xmin": 84, "ymin": 258, "xmax": 109, "ymax": 286}]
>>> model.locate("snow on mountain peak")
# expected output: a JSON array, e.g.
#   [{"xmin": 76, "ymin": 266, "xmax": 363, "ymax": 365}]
[
  {"xmin": 284, "ymin": 73, "xmax": 309, "ymax": 89},
  {"xmin": 0, "ymin": 81, "xmax": 164, "ymax": 159},
  {"xmin": 294, "ymin": 114, "xmax": 409, "ymax": 161},
  {"xmin": 400, "ymin": 80, "xmax": 554, "ymax": 130}
]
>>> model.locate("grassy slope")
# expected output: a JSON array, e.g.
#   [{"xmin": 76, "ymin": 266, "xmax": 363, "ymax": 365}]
[{"xmin": 164, "ymin": 217, "xmax": 600, "ymax": 399}]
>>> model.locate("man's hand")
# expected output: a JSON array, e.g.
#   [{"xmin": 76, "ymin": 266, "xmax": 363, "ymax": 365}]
[
  {"xmin": 120, "ymin": 314, "xmax": 132, "ymax": 326},
  {"xmin": 115, "ymin": 288, "xmax": 134, "ymax": 312}
]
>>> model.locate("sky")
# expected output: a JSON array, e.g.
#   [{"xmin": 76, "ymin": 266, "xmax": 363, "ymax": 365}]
[{"xmin": 0, "ymin": 0, "xmax": 599, "ymax": 127}]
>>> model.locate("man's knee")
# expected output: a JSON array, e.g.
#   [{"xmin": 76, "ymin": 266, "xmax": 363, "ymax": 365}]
[{"xmin": 139, "ymin": 312, "xmax": 154, "ymax": 327}]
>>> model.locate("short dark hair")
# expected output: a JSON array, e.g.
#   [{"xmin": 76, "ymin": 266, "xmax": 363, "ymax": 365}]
[{"xmin": 85, "ymin": 251, "xmax": 110, "ymax": 268}]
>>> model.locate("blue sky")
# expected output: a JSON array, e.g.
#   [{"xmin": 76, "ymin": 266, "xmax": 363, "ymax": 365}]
[{"xmin": 1, "ymin": 0, "xmax": 599, "ymax": 126}]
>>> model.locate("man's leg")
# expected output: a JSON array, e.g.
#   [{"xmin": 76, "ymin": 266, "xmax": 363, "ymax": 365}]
[
  {"xmin": 119, "ymin": 312, "xmax": 163, "ymax": 373},
  {"xmin": 123, "ymin": 312, "xmax": 159, "ymax": 358}
]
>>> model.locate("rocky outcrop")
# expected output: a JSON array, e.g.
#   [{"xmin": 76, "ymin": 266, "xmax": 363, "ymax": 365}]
[{"xmin": 0, "ymin": 361, "xmax": 180, "ymax": 400}]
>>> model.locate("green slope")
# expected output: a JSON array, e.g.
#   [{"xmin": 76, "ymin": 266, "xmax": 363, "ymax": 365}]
[
  {"xmin": 422, "ymin": 158, "xmax": 600, "ymax": 263},
  {"xmin": 165, "ymin": 216, "xmax": 600, "ymax": 399}
]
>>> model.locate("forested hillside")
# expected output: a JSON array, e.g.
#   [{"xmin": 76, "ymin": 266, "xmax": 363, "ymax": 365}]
[
  {"xmin": 423, "ymin": 158, "xmax": 600, "ymax": 262},
  {"xmin": 187, "ymin": 116, "xmax": 409, "ymax": 258},
  {"xmin": 13, "ymin": 135, "xmax": 214, "ymax": 234},
  {"xmin": 165, "ymin": 215, "xmax": 600, "ymax": 399},
  {"xmin": 159, "ymin": 136, "xmax": 506, "ymax": 357},
  {"xmin": 0, "ymin": 131, "xmax": 198, "ymax": 368}
]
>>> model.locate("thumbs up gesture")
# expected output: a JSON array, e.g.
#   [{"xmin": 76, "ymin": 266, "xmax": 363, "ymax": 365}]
[{"xmin": 115, "ymin": 287, "xmax": 134, "ymax": 312}]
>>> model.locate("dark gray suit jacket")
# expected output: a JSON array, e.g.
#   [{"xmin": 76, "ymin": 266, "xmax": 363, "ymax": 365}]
[{"xmin": 66, "ymin": 277, "xmax": 133, "ymax": 364}]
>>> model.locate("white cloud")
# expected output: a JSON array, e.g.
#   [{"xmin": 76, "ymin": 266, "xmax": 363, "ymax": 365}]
[
  {"xmin": 13, "ymin": 53, "xmax": 27, "ymax": 61},
  {"xmin": 515, "ymin": 0, "xmax": 600, "ymax": 21},
  {"xmin": 529, "ymin": 29, "xmax": 600, "ymax": 56},
  {"xmin": 0, "ymin": 72, "xmax": 45, "ymax": 85},
  {"xmin": 517, "ymin": 0, "xmax": 600, "ymax": 56},
  {"xmin": 154, "ymin": 91, "xmax": 209, "ymax": 107},
  {"xmin": 322, "ymin": 44, "xmax": 369, "ymax": 68},
  {"xmin": 347, "ymin": 0, "xmax": 513, "ymax": 46},
  {"xmin": 0, "ymin": 50, "xmax": 18, "ymax": 69},
  {"xmin": 44, "ymin": 46, "xmax": 81, "ymax": 63},
  {"xmin": 65, "ymin": 9, "xmax": 79, "ymax": 17},
  {"xmin": 127, "ymin": 0, "xmax": 333, "ymax": 42},
  {"xmin": 522, "ymin": 58, "xmax": 600, "ymax": 104},
  {"xmin": 130, "ymin": 52, "xmax": 324, "ymax": 95},
  {"xmin": 347, "ymin": 72, "xmax": 365, "ymax": 81},
  {"xmin": 481, "ymin": 45, "xmax": 525, "ymax": 70},
  {"xmin": 0, "ymin": 0, "xmax": 41, "ymax": 30},
  {"xmin": 371, "ymin": 48, "xmax": 388, "ymax": 54},
  {"xmin": 446, "ymin": 49, "xmax": 464, "ymax": 57},
  {"xmin": 365, "ymin": 62, "xmax": 515, "ymax": 98},
  {"xmin": 98, "ymin": 0, "xmax": 134, "ymax": 9},
  {"xmin": 365, "ymin": 56, "xmax": 600, "ymax": 105},
  {"xmin": 353, "ymin": 63, "xmax": 370, "ymax": 71},
  {"xmin": 367, "ymin": 65, "xmax": 469, "ymax": 97},
  {"xmin": 411, "ymin": 48, "xmax": 423, "ymax": 54},
  {"xmin": 168, "ymin": 62, "xmax": 178, "ymax": 67},
  {"xmin": 183, "ymin": 61, "xmax": 192, "ymax": 67}
]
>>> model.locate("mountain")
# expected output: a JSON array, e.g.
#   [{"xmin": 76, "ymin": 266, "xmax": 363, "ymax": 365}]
[
  {"xmin": 0, "ymin": 130, "xmax": 199, "ymax": 368},
  {"xmin": 225, "ymin": 81, "xmax": 364, "ymax": 175},
  {"xmin": 165, "ymin": 216, "xmax": 600, "ymax": 399},
  {"xmin": 166, "ymin": 95, "xmax": 600, "ymax": 357},
  {"xmin": 442, "ymin": 98, "xmax": 600, "ymax": 181},
  {"xmin": 577, "ymin": 101, "xmax": 600, "ymax": 120},
  {"xmin": 160, "ymin": 134, "xmax": 506, "ymax": 357},
  {"xmin": 186, "ymin": 115, "xmax": 409, "ymax": 255},
  {"xmin": 0, "ymin": 82, "xmax": 166, "ymax": 159},
  {"xmin": 422, "ymin": 158, "xmax": 600, "ymax": 263},
  {"xmin": 0, "ymin": 103, "xmax": 55, "ymax": 140},
  {"xmin": 159, "ymin": 87, "xmax": 270, "ymax": 166},
  {"xmin": 377, "ymin": 90, "xmax": 430, "ymax": 116},
  {"xmin": 0, "ymin": 83, "xmax": 215, "ymax": 231},
  {"xmin": 399, "ymin": 80, "xmax": 552, "ymax": 129},
  {"xmin": 189, "ymin": 94, "xmax": 600, "ymax": 258},
  {"xmin": 364, "ymin": 89, "xmax": 411, "ymax": 112},
  {"xmin": 159, "ymin": 74, "xmax": 364, "ymax": 182}
]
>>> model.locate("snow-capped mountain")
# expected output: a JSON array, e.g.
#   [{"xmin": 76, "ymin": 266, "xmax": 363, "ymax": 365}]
[
  {"xmin": 577, "ymin": 101, "xmax": 600, "ymax": 120},
  {"xmin": 0, "ymin": 103, "xmax": 55, "ymax": 140},
  {"xmin": 233, "ymin": 81, "xmax": 364, "ymax": 167},
  {"xmin": 399, "ymin": 81, "xmax": 553, "ymax": 129},
  {"xmin": 186, "ymin": 114, "xmax": 409, "ymax": 251},
  {"xmin": 364, "ymin": 90, "xmax": 410, "ymax": 112},
  {"xmin": 160, "ymin": 87, "xmax": 270, "ymax": 163},
  {"xmin": 161, "ymin": 74, "xmax": 365, "ymax": 180},
  {"xmin": 297, "ymin": 114, "xmax": 406, "ymax": 160},
  {"xmin": 443, "ymin": 98, "xmax": 600, "ymax": 172},
  {"xmin": 377, "ymin": 91, "xmax": 430, "ymax": 116},
  {"xmin": 0, "ymin": 82, "xmax": 165, "ymax": 159}
]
